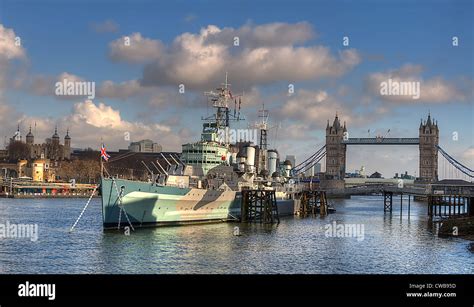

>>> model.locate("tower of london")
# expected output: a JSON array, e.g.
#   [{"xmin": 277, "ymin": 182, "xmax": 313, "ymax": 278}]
[{"xmin": 10, "ymin": 125, "xmax": 71, "ymax": 161}]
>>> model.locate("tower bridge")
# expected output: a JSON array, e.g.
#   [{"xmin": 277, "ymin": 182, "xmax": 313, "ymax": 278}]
[
  {"xmin": 292, "ymin": 113, "xmax": 473, "ymax": 183},
  {"xmin": 325, "ymin": 113, "xmax": 439, "ymax": 182},
  {"xmin": 292, "ymin": 113, "xmax": 473, "ymax": 217}
]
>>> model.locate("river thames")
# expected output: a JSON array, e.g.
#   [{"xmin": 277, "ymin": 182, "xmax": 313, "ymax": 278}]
[{"xmin": 0, "ymin": 196, "xmax": 472, "ymax": 274}]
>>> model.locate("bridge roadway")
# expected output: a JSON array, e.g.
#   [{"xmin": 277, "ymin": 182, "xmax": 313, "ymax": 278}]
[
  {"xmin": 342, "ymin": 137, "xmax": 420, "ymax": 145},
  {"xmin": 327, "ymin": 184, "xmax": 429, "ymax": 197},
  {"xmin": 326, "ymin": 184, "xmax": 474, "ymax": 197}
]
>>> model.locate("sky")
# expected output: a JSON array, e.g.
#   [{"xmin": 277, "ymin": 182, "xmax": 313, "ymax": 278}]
[{"xmin": 0, "ymin": 0, "xmax": 472, "ymax": 178}]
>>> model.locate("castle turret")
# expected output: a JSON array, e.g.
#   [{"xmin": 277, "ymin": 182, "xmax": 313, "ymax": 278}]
[
  {"xmin": 52, "ymin": 126, "xmax": 60, "ymax": 144},
  {"xmin": 48, "ymin": 126, "xmax": 62, "ymax": 161},
  {"xmin": 12, "ymin": 124, "xmax": 21, "ymax": 142},
  {"xmin": 25, "ymin": 125, "xmax": 35, "ymax": 159},
  {"xmin": 26, "ymin": 126, "xmax": 34, "ymax": 145},
  {"xmin": 64, "ymin": 129, "xmax": 71, "ymax": 160}
]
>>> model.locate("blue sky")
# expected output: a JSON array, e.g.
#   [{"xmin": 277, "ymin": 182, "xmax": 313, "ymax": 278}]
[{"xmin": 0, "ymin": 0, "xmax": 472, "ymax": 178}]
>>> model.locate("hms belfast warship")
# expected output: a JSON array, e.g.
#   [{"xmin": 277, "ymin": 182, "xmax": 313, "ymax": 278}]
[{"xmin": 100, "ymin": 75, "xmax": 296, "ymax": 229}]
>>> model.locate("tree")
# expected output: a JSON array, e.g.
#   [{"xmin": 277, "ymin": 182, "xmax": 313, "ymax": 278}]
[
  {"xmin": 7, "ymin": 141, "xmax": 30, "ymax": 161},
  {"xmin": 56, "ymin": 159, "xmax": 101, "ymax": 183}
]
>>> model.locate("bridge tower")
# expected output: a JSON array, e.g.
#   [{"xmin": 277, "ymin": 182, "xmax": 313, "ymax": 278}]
[
  {"xmin": 419, "ymin": 113, "xmax": 439, "ymax": 182},
  {"xmin": 325, "ymin": 114, "xmax": 347, "ymax": 179}
]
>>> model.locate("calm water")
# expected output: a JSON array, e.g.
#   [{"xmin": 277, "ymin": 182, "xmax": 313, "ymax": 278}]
[{"xmin": 0, "ymin": 196, "xmax": 472, "ymax": 274}]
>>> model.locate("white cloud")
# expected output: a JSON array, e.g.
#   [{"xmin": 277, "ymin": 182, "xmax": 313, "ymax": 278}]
[
  {"xmin": 0, "ymin": 100, "xmax": 16, "ymax": 123},
  {"xmin": 204, "ymin": 21, "xmax": 315, "ymax": 48},
  {"xmin": 226, "ymin": 47, "xmax": 359, "ymax": 87},
  {"xmin": 366, "ymin": 64, "xmax": 470, "ymax": 103},
  {"xmin": 58, "ymin": 72, "xmax": 85, "ymax": 83},
  {"xmin": 97, "ymin": 80, "xmax": 144, "ymax": 99},
  {"xmin": 69, "ymin": 100, "xmax": 171, "ymax": 133},
  {"xmin": 277, "ymin": 123, "xmax": 321, "ymax": 141},
  {"xmin": 0, "ymin": 24, "xmax": 26, "ymax": 131},
  {"xmin": 109, "ymin": 33, "xmax": 164, "ymax": 63},
  {"xmin": 237, "ymin": 86, "xmax": 262, "ymax": 107},
  {"xmin": 276, "ymin": 89, "xmax": 386, "ymax": 130},
  {"xmin": 107, "ymin": 23, "xmax": 360, "ymax": 90},
  {"xmin": 5, "ymin": 100, "xmax": 186, "ymax": 152},
  {"xmin": 70, "ymin": 100, "xmax": 124, "ymax": 129},
  {"xmin": 0, "ymin": 24, "xmax": 26, "ymax": 61},
  {"xmin": 141, "ymin": 25, "xmax": 227, "ymax": 88},
  {"xmin": 63, "ymin": 100, "xmax": 184, "ymax": 151},
  {"xmin": 29, "ymin": 72, "xmax": 88, "ymax": 98},
  {"xmin": 147, "ymin": 91, "xmax": 181, "ymax": 109},
  {"xmin": 279, "ymin": 89, "xmax": 346, "ymax": 126},
  {"xmin": 28, "ymin": 73, "xmax": 151, "ymax": 100},
  {"xmin": 0, "ymin": 24, "xmax": 26, "ymax": 92}
]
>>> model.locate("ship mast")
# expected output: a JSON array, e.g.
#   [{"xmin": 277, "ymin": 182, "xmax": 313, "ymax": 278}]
[
  {"xmin": 202, "ymin": 72, "xmax": 244, "ymax": 136},
  {"xmin": 255, "ymin": 103, "xmax": 269, "ymax": 150}
]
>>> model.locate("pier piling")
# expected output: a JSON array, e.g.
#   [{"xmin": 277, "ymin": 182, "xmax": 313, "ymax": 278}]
[
  {"xmin": 408, "ymin": 195, "xmax": 411, "ymax": 217},
  {"xmin": 383, "ymin": 191, "xmax": 393, "ymax": 213},
  {"xmin": 428, "ymin": 194, "xmax": 470, "ymax": 219},
  {"xmin": 400, "ymin": 193, "xmax": 403, "ymax": 216},
  {"xmin": 298, "ymin": 190, "xmax": 328, "ymax": 216},
  {"xmin": 241, "ymin": 189, "xmax": 279, "ymax": 224}
]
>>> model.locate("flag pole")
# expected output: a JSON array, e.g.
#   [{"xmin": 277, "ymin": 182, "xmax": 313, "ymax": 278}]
[{"xmin": 100, "ymin": 138, "xmax": 104, "ymax": 178}]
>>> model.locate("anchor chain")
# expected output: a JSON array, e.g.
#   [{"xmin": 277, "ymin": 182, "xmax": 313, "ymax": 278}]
[
  {"xmin": 117, "ymin": 205, "xmax": 123, "ymax": 230},
  {"xmin": 69, "ymin": 184, "xmax": 99, "ymax": 232},
  {"xmin": 112, "ymin": 178, "xmax": 135, "ymax": 231}
]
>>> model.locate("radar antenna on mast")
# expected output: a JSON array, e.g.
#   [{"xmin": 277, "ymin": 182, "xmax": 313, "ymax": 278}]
[
  {"xmin": 250, "ymin": 103, "xmax": 279, "ymax": 150},
  {"xmin": 202, "ymin": 72, "xmax": 244, "ymax": 131}
]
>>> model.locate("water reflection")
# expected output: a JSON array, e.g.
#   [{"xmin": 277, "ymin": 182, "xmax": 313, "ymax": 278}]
[{"xmin": 0, "ymin": 196, "xmax": 472, "ymax": 274}]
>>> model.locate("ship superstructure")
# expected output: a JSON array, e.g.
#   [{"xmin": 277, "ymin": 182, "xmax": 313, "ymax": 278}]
[{"xmin": 181, "ymin": 73, "xmax": 243, "ymax": 176}]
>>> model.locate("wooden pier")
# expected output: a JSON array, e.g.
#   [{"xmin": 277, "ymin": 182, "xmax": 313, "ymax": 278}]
[
  {"xmin": 297, "ymin": 190, "xmax": 328, "ymax": 216},
  {"xmin": 428, "ymin": 195, "xmax": 473, "ymax": 218},
  {"xmin": 241, "ymin": 189, "xmax": 279, "ymax": 224},
  {"xmin": 380, "ymin": 183, "xmax": 473, "ymax": 219}
]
